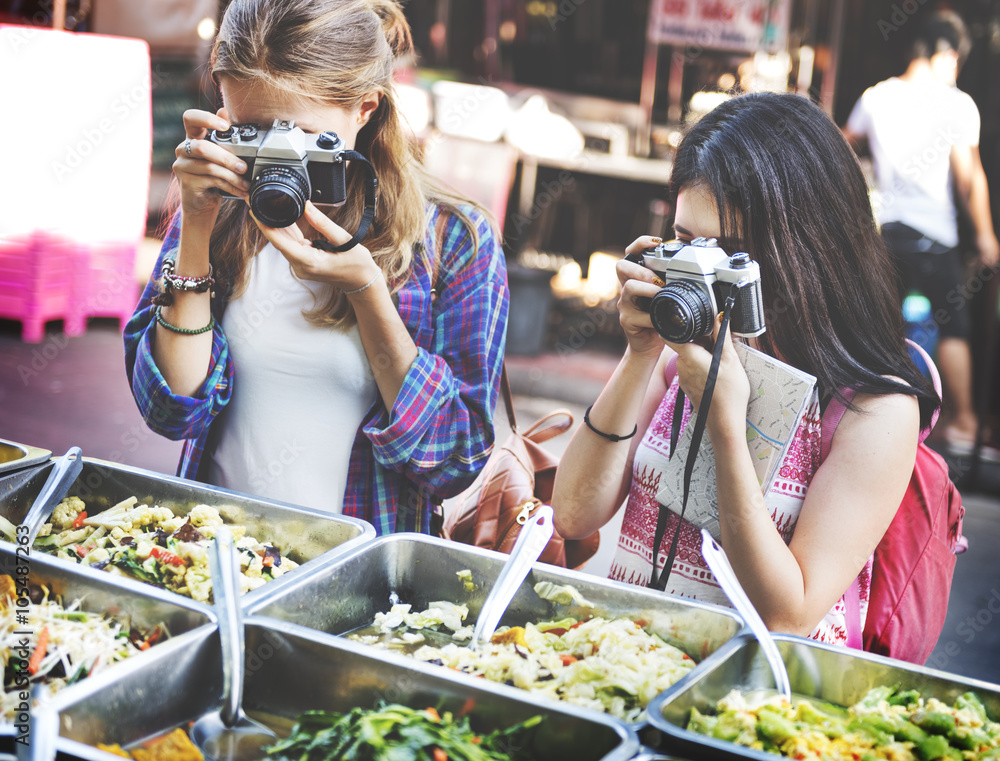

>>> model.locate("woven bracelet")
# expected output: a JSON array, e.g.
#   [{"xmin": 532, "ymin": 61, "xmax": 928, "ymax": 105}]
[
  {"xmin": 155, "ymin": 306, "xmax": 214, "ymax": 335},
  {"xmin": 584, "ymin": 404, "xmax": 638, "ymax": 442}
]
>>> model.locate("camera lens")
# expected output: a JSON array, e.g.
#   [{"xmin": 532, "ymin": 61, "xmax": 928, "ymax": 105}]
[
  {"xmin": 248, "ymin": 166, "xmax": 310, "ymax": 228},
  {"xmin": 649, "ymin": 280, "xmax": 715, "ymax": 343}
]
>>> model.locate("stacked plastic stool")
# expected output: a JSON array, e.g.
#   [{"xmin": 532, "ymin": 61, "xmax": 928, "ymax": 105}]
[{"xmin": 0, "ymin": 231, "xmax": 88, "ymax": 343}]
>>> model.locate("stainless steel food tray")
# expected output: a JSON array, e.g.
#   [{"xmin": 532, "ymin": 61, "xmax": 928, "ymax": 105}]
[
  {"xmin": 244, "ymin": 532, "xmax": 745, "ymax": 720},
  {"xmin": 0, "ymin": 457, "xmax": 375, "ymax": 607},
  {"xmin": 51, "ymin": 617, "xmax": 641, "ymax": 761},
  {"xmin": 646, "ymin": 632, "xmax": 1000, "ymax": 760},
  {"xmin": 0, "ymin": 438, "xmax": 51, "ymax": 477},
  {"xmin": 0, "ymin": 544, "xmax": 213, "ymax": 730}
]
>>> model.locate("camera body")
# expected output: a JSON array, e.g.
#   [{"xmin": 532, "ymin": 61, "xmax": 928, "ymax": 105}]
[
  {"xmin": 209, "ymin": 119, "xmax": 350, "ymax": 228},
  {"xmin": 641, "ymin": 237, "xmax": 765, "ymax": 343}
]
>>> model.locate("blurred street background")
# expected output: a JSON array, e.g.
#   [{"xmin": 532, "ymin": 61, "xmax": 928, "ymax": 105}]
[{"xmin": 3, "ymin": 0, "xmax": 1000, "ymax": 685}]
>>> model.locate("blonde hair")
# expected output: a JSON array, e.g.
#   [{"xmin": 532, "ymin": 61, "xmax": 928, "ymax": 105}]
[{"xmin": 207, "ymin": 0, "xmax": 482, "ymax": 327}]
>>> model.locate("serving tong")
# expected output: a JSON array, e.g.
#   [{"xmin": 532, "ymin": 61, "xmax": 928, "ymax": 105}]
[
  {"xmin": 190, "ymin": 526, "xmax": 277, "ymax": 761},
  {"xmin": 471, "ymin": 504, "xmax": 555, "ymax": 648},
  {"xmin": 21, "ymin": 447, "xmax": 83, "ymax": 545},
  {"xmin": 700, "ymin": 529, "xmax": 791, "ymax": 699}
]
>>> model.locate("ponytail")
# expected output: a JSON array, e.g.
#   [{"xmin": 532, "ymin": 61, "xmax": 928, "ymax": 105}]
[{"xmin": 368, "ymin": 0, "xmax": 414, "ymax": 61}]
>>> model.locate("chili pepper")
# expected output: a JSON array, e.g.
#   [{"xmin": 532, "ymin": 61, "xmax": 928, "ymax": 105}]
[
  {"xmin": 559, "ymin": 654, "xmax": 579, "ymax": 666},
  {"xmin": 72, "ymin": 511, "xmax": 88, "ymax": 529},
  {"xmin": 425, "ymin": 707, "xmax": 440, "ymax": 722},
  {"xmin": 432, "ymin": 748, "xmax": 447, "ymax": 761},
  {"xmin": 27, "ymin": 626, "xmax": 50, "ymax": 675},
  {"xmin": 149, "ymin": 547, "xmax": 185, "ymax": 567}
]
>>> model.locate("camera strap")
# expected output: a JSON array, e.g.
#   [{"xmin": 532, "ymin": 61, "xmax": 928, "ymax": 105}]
[
  {"xmin": 322, "ymin": 150, "xmax": 379, "ymax": 253},
  {"xmin": 648, "ymin": 284, "xmax": 739, "ymax": 592}
]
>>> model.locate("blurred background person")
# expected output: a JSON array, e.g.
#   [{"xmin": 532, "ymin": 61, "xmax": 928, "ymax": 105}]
[{"xmin": 843, "ymin": 9, "xmax": 1000, "ymax": 456}]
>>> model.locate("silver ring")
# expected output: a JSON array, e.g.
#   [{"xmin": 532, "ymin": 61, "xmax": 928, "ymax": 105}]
[{"xmin": 184, "ymin": 139, "xmax": 192, "ymax": 157}]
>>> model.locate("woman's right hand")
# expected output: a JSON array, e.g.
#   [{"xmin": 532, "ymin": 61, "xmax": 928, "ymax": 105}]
[
  {"xmin": 173, "ymin": 108, "xmax": 250, "ymax": 222},
  {"xmin": 617, "ymin": 235, "xmax": 667, "ymax": 358}
]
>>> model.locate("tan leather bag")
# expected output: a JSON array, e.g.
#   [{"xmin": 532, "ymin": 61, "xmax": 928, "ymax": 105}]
[{"xmin": 442, "ymin": 369, "xmax": 600, "ymax": 569}]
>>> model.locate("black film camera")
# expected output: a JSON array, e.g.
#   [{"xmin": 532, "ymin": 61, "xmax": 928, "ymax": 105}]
[
  {"xmin": 639, "ymin": 237, "xmax": 765, "ymax": 343},
  {"xmin": 209, "ymin": 119, "xmax": 378, "ymax": 234}
]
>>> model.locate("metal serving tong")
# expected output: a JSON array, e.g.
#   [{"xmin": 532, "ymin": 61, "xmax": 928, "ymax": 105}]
[
  {"xmin": 701, "ymin": 529, "xmax": 792, "ymax": 699},
  {"xmin": 190, "ymin": 526, "xmax": 277, "ymax": 761},
  {"xmin": 471, "ymin": 504, "xmax": 555, "ymax": 648},
  {"xmin": 22, "ymin": 447, "xmax": 84, "ymax": 546}
]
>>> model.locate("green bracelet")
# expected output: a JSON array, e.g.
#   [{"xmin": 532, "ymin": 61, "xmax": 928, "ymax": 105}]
[{"xmin": 155, "ymin": 306, "xmax": 214, "ymax": 335}]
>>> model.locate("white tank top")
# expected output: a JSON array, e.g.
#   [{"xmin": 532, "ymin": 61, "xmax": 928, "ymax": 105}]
[{"xmin": 207, "ymin": 242, "xmax": 376, "ymax": 514}]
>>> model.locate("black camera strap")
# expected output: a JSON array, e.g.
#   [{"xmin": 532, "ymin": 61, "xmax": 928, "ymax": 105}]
[
  {"xmin": 318, "ymin": 150, "xmax": 379, "ymax": 253},
  {"xmin": 648, "ymin": 285, "xmax": 739, "ymax": 592}
]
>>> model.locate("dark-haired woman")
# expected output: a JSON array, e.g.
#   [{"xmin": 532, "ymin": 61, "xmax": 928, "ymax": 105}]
[{"xmin": 551, "ymin": 91, "xmax": 938, "ymax": 645}]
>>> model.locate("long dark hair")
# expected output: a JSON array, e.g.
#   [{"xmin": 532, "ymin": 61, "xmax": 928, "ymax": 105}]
[{"xmin": 670, "ymin": 91, "xmax": 939, "ymax": 429}]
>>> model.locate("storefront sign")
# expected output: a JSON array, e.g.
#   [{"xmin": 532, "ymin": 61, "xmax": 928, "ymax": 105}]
[{"xmin": 647, "ymin": 0, "xmax": 791, "ymax": 53}]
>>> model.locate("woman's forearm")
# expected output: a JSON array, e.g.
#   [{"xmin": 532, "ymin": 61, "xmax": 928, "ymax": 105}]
[
  {"xmin": 151, "ymin": 217, "xmax": 216, "ymax": 397},
  {"xmin": 710, "ymin": 422, "xmax": 810, "ymax": 634},
  {"xmin": 552, "ymin": 347, "xmax": 662, "ymax": 539},
  {"xmin": 350, "ymin": 277, "xmax": 419, "ymax": 409}
]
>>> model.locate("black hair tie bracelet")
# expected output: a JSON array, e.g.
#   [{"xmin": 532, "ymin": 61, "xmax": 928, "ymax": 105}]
[{"xmin": 584, "ymin": 404, "xmax": 638, "ymax": 442}]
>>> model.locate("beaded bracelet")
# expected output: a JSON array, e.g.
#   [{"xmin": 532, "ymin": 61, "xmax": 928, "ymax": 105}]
[
  {"xmin": 155, "ymin": 306, "xmax": 214, "ymax": 335},
  {"xmin": 161, "ymin": 258, "xmax": 215, "ymax": 293},
  {"xmin": 583, "ymin": 404, "xmax": 638, "ymax": 442}
]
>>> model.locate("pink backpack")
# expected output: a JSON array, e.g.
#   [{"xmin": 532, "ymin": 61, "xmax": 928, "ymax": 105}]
[{"xmin": 820, "ymin": 342, "xmax": 967, "ymax": 664}]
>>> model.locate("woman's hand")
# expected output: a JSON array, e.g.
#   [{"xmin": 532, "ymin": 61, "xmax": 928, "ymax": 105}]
[
  {"xmin": 252, "ymin": 201, "xmax": 383, "ymax": 293},
  {"xmin": 174, "ymin": 108, "xmax": 250, "ymax": 222},
  {"xmin": 618, "ymin": 236, "xmax": 669, "ymax": 359},
  {"xmin": 665, "ymin": 313, "xmax": 750, "ymax": 437}
]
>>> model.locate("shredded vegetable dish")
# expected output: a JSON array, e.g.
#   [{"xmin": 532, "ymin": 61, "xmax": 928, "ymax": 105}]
[
  {"xmin": 32, "ymin": 497, "xmax": 299, "ymax": 601},
  {"xmin": 0, "ymin": 575, "xmax": 167, "ymax": 721},
  {"xmin": 687, "ymin": 685, "xmax": 1000, "ymax": 761},
  {"xmin": 349, "ymin": 600, "xmax": 696, "ymax": 722},
  {"xmin": 263, "ymin": 703, "xmax": 543, "ymax": 761}
]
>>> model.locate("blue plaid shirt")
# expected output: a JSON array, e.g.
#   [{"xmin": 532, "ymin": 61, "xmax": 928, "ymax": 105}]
[{"xmin": 124, "ymin": 204, "xmax": 509, "ymax": 535}]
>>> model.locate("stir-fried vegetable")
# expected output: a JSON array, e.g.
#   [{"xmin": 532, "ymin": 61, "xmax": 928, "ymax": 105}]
[
  {"xmin": 350, "ymin": 601, "xmax": 696, "ymax": 722},
  {"xmin": 33, "ymin": 498, "xmax": 299, "ymax": 602},
  {"xmin": 263, "ymin": 703, "xmax": 543, "ymax": 761},
  {"xmin": 0, "ymin": 575, "xmax": 168, "ymax": 721},
  {"xmin": 687, "ymin": 685, "xmax": 1000, "ymax": 760}
]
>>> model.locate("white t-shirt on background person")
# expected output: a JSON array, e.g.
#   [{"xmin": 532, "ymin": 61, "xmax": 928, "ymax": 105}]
[{"xmin": 846, "ymin": 76, "xmax": 980, "ymax": 247}]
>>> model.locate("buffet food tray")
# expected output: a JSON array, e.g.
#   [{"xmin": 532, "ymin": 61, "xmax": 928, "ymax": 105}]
[
  {"xmin": 646, "ymin": 632, "xmax": 1000, "ymax": 760},
  {"xmin": 51, "ymin": 617, "xmax": 642, "ymax": 761},
  {"xmin": 0, "ymin": 438, "xmax": 51, "ymax": 477},
  {"xmin": 0, "ymin": 544, "xmax": 213, "ymax": 729},
  {"xmin": 245, "ymin": 533, "xmax": 744, "ymax": 659},
  {"xmin": 0, "ymin": 457, "xmax": 375, "ymax": 607},
  {"xmin": 244, "ymin": 533, "xmax": 745, "ymax": 684}
]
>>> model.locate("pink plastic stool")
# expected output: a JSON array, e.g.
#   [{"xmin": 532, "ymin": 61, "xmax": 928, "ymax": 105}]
[{"xmin": 0, "ymin": 231, "xmax": 87, "ymax": 343}]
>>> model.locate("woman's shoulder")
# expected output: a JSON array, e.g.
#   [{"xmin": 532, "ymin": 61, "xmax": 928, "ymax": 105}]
[{"xmin": 426, "ymin": 201, "xmax": 497, "ymax": 246}]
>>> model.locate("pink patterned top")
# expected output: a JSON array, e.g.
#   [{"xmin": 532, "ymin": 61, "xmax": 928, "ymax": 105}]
[{"xmin": 609, "ymin": 364, "xmax": 871, "ymax": 646}]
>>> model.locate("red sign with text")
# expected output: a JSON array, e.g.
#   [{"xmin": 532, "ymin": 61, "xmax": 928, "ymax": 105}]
[{"xmin": 648, "ymin": 0, "xmax": 790, "ymax": 53}]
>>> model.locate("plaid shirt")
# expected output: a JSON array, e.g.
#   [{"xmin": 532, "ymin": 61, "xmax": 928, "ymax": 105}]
[{"xmin": 124, "ymin": 204, "xmax": 509, "ymax": 535}]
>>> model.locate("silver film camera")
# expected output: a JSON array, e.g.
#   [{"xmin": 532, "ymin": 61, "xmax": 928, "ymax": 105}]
[
  {"xmin": 640, "ymin": 237, "xmax": 765, "ymax": 343},
  {"xmin": 209, "ymin": 119, "xmax": 377, "ymax": 231}
]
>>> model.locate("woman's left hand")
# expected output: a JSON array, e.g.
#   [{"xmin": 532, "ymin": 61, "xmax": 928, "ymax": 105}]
[
  {"xmin": 252, "ymin": 201, "xmax": 383, "ymax": 293},
  {"xmin": 665, "ymin": 314, "xmax": 750, "ymax": 436}
]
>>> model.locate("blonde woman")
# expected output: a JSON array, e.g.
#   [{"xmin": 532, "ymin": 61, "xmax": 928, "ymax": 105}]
[{"xmin": 125, "ymin": 0, "xmax": 509, "ymax": 534}]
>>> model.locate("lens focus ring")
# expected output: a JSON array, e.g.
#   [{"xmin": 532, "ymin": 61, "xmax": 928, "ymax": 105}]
[
  {"xmin": 648, "ymin": 280, "xmax": 715, "ymax": 343},
  {"xmin": 248, "ymin": 166, "xmax": 310, "ymax": 228}
]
